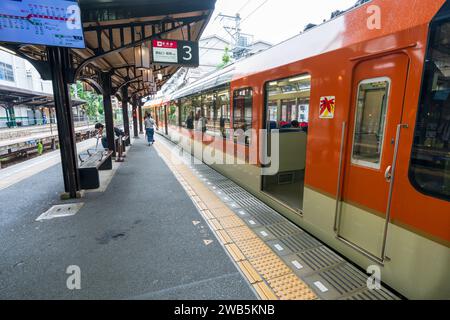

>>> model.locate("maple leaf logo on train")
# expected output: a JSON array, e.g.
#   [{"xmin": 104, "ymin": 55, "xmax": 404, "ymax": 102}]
[{"xmin": 319, "ymin": 96, "xmax": 336, "ymax": 119}]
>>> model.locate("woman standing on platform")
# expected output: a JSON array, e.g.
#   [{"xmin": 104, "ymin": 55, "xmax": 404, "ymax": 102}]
[{"xmin": 144, "ymin": 113, "xmax": 157, "ymax": 146}]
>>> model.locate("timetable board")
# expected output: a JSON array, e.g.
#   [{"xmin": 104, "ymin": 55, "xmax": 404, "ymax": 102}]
[{"xmin": 0, "ymin": 0, "xmax": 85, "ymax": 48}]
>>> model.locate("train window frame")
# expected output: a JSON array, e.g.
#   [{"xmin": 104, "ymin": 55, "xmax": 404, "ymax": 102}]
[
  {"xmin": 350, "ymin": 77, "xmax": 391, "ymax": 170},
  {"xmin": 232, "ymin": 87, "xmax": 253, "ymax": 146},
  {"xmin": 409, "ymin": 14, "xmax": 450, "ymax": 202}
]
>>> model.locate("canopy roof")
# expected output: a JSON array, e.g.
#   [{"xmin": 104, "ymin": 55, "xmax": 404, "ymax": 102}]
[
  {"xmin": 1, "ymin": 0, "xmax": 216, "ymax": 101},
  {"xmin": 0, "ymin": 84, "xmax": 85, "ymax": 108}
]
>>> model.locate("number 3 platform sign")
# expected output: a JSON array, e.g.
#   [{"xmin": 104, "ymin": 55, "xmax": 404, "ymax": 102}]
[{"xmin": 152, "ymin": 40, "xmax": 199, "ymax": 67}]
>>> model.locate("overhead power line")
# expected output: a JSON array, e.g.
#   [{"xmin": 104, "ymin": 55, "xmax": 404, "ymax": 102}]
[
  {"xmin": 238, "ymin": 0, "xmax": 253, "ymax": 13},
  {"xmin": 241, "ymin": 0, "xmax": 270, "ymax": 23}
]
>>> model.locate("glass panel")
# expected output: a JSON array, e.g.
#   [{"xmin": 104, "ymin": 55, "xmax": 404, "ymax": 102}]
[
  {"xmin": 168, "ymin": 101, "xmax": 179, "ymax": 126},
  {"xmin": 262, "ymin": 74, "xmax": 311, "ymax": 211},
  {"xmin": 181, "ymin": 97, "xmax": 194, "ymax": 129},
  {"xmin": 352, "ymin": 79, "xmax": 390, "ymax": 169},
  {"xmin": 0, "ymin": 62, "xmax": 14, "ymax": 82},
  {"xmin": 233, "ymin": 88, "xmax": 253, "ymax": 145},
  {"xmin": 266, "ymin": 75, "xmax": 311, "ymax": 130},
  {"xmin": 410, "ymin": 18, "xmax": 450, "ymax": 201},
  {"xmin": 202, "ymin": 91, "xmax": 216, "ymax": 136},
  {"xmin": 217, "ymin": 87, "xmax": 230, "ymax": 138},
  {"xmin": 191, "ymin": 94, "xmax": 204, "ymax": 132}
]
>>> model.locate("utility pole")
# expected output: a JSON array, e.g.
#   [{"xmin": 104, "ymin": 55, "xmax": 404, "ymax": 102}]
[{"xmin": 217, "ymin": 13, "xmax": 252, "ymax": 60}]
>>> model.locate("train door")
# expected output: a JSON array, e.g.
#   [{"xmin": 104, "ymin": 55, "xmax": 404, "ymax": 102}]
[
  {"xmin": 262, "ymin": 74, "xmax": 311, "ymax": 212},
  {"xmin": 337, "ymin": 53, "xmax": 409, "ymax": 261}
]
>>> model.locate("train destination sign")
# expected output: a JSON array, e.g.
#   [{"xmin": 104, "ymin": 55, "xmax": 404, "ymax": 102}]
[
  {"xmin": 0, "ymin": 0, "xmax": 85, "ymax": 49},
  {"xmin": 152, "ymin": 39, "xmax": 199, "ymax": 67}
]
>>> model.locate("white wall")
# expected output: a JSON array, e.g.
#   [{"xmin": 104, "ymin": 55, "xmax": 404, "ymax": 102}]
[{"xmin": 0, "ymin": 49, "xmax": 53, "ymax": 93}]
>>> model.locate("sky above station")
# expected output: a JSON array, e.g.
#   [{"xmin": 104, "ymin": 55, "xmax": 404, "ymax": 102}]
[{"xmin": 202, "ymin": 0, "xmax": 358, "ymax": 45}]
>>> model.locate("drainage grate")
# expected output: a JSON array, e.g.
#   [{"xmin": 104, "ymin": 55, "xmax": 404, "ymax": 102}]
[
  {"xmin": 342, "ymin": 288, "xmax": 400, "ymax": 300},
  {"xmin": 221, "ymin": 186, "xmax": 249, "ymax": 196},
  {"xmin": 297, "ymin": 246, "xmax": 345, "ymax": 271},
  {"xmin": 278, "ymin": 172, "xmax": 295, "ymax": 185},
  {"xmin": 216, "ymin": 181, "xmax": 237, "ymax": 189},
  {"xmin": 318, "ymin": 264, "xmax": 367, "ymax": 295},
  {"xmin": 226, "ymin": 192, "xmax": 255, "ymax": 203},
  {"xmin": 280, "ymin": 233, "xmax": 322, "ymax": 253},
  {"xmin": 234, "ymin": 198, "xmax": 269, "ymax": 209},
  {"xmin": 266, "ymin": 223, "xmax": 304, "ymax": 238},
  {"xmin": 36, "ymin": 203, "xmax": 84, "ymax": 221}
]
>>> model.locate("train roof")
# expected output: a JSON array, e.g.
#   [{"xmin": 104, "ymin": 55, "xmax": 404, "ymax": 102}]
[{"xmin": 156, "ymin": 0, "xmax": 446, "ymax": 102}]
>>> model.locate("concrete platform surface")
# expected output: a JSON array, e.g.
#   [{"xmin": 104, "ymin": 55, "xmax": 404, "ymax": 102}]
[{"xmin": 0, "ymin": 137, "xmax": 257, "ymax": 300}]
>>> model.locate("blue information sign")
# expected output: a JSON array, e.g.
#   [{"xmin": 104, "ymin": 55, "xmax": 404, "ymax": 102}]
[{"xmin": 0, "ymin": 0, "xmax": 85, "ymax": 48}]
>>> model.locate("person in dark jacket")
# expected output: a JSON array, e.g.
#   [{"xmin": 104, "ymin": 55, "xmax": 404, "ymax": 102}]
[{"xmin": 186, "ymin": 111, "xmax": 194, "ymax": 130}]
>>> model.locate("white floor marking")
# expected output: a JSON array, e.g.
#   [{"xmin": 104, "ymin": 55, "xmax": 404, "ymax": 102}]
[
  {"xmin": 203, "ymin": 239, "xmax": 213, "ymax": 246},
  {"xmin": 36, "ymin": 203, "xmax": 84, "ymax": 221},
  {"xmin": 292, "ymin": 260, "xmax": 304, "ymax": 270},
  {"xmin": 313, "ymin": 281, "xmax": 329, "ymax": 293},
  {"xmin": 274, "ymin": 244, "xmax": 284, "ymax": 251}
]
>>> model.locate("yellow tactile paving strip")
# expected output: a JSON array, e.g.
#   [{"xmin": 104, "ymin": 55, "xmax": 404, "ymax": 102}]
[{"xmin": 154, "ymin": 142, "xmax": 317, "ymax": 300}]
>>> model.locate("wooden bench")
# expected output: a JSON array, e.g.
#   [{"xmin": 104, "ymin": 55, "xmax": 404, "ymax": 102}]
[{"xmin": 78, "ymin": 150, "xmax": 113, "ymax": 190}]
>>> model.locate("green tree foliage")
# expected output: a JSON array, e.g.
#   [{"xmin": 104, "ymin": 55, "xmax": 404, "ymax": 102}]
[
  {"xmin": 70, "ymin": 82, "xmax": 104, "ymax": 119},
  {"xmin": 217, "ymin": 46, "xmax": 232, "ymax": 69}
]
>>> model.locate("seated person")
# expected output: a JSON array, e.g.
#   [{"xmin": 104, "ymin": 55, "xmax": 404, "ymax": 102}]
[
  {"xmin": 95, "ymin": 123, "xmax": 124, "ymax": 149},
  {"xmin": 291, "ymin": 120, "xmax": 300, "ymax": 128}
]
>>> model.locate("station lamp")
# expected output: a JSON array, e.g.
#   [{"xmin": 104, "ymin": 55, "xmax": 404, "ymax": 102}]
[
  {"xmin": 134, "ymin": 43, "xmax": 150, "ymax": 70},
  {"xmin": 142, "ymin": 68, "xmax": 153, "ymax": 83},
  {"xmin": 157, "ymin": 72, "xmax": 163, "ymax": 81}
]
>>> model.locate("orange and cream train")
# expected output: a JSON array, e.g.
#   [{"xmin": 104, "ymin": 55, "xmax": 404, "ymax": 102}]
[{"xmin": 145, "ymin": 0, "xmax": 450, "ymax": 299}]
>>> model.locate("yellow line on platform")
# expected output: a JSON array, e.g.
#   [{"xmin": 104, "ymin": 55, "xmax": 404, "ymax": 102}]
[{"xmin": 154, "ymin": 141, "xmax": 317, "ymax": 301}]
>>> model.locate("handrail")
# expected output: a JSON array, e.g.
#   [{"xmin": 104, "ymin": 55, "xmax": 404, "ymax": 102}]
[
  {"xmin": 380, "ymin": 123, "xmax": 408, "ymax": 260},
  {"xmin": 333, "ymin": 122, "xmax": 347, "ymax": 232}
]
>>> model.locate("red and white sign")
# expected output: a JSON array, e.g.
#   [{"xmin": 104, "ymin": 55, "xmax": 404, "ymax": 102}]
[{"xmin": 152, "ymin": 40, "xmax": 178, "ymax": 63}]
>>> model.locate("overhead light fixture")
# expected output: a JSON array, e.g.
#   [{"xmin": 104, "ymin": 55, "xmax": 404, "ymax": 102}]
[
  {"xmin": 142, "ymin": 69, "xmax": 153, "ymax": 83},
  {"xmin": 289, "ymin": 75, "xmax": 311, "ymax": 82},
  {"xmin": 157, "ymin": 73, "xmax": 163, "ymax": 81},
  {"xmin": 134, "ymin": 43, "xmax": 150, "ymax": 70}
]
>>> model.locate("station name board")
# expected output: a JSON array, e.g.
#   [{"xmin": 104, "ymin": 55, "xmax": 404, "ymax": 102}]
[{"xmin": 152, "ymin": 39, "xmax": 199, "ymax": 67}]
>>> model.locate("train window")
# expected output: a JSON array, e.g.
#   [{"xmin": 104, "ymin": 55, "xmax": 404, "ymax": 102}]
[
  {"xmin": 266, "ymin": 75, "xmax": 311, "ymax": 130},
  {"xmin": 168, "ymin": 101, "xmax": 179, "ymax": 126},
  {"xmin": 410, "ymin": 18, "xmax": 450, "ymax": 201},
  {"xmin": 217, "ymin": 88, "xmax": 231, "ymax": 138},
  {"xmin": 192, "ymin": 94, "xmax": 204, "ymax": 131},
  {"xmin": 233, "ymin": 88, "xmax": 253, "ymax": 145},
  {"xmin": 351, "ymin": 78, "xmax": 390, "ymax": 169},
  {"xmin": 262, "ymin": 74, "xmax": 311, "ymax": 212},
  {"xmin": 181, "ymin": 97, "xmax": 193, "ymax": 128},
  {"xmin": 202, "ymin": 91, "xmax": 216, "ymax": 136}
]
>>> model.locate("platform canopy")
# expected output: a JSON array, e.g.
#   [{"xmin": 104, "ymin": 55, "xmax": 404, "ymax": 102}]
[
  {"xmin": 0, "ymin": 84, "xmax": 85, "ymax": 108},
  {"xmin": 2, "ymin": 0, "xmax": 216, "ymax": 101}
]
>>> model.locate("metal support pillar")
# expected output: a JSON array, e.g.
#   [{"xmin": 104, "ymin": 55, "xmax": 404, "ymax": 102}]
[
  {"xmin": 100, "ymin": 72, "xmax": 116, "ymax": 157},
  {"xmin": 46, "ymin": 46, "xmax": 80, "ymax": 198},
  {"xmin": 132, "ymin": 95, "xmax": 139, "ymax": 138},
  {"xmin": 138, "ymin": 99, "xmax": 144, "ymax": 134},
  {"xmin": 121, "ymin": 86, "xmax": 131, "ymax": 145}
]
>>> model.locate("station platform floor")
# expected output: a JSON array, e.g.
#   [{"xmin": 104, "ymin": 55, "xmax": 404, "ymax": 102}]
[{"xmin": 0, "ymin": 134, "xmax": 401, "ymax": 300}]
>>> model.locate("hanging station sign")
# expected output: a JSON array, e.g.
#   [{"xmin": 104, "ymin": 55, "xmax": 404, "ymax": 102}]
[
  {"xmin": 0, "ymin": 0, "xmax": 85, "ymax": 49},
  {"xmin": 151, "ymin": 39, "xmax": 199, "ymax": 67}
]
